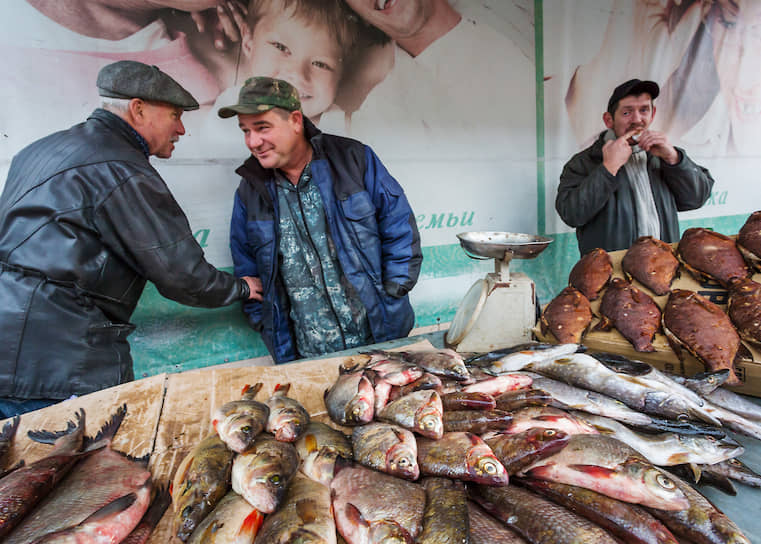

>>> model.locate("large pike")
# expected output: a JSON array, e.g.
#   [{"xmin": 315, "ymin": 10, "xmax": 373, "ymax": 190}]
[
  {"xmin": 0, "ymin": 409, "xmax": 89, "ymax": 539},
  {"xmin": 520, "ymin": 434, "xmax": 689, "ymax": 510},
  {"xmin": 576, "ymin": 412, "xmax": 744, "ymax": 466},
  {"xmin": 645, "ymin": 472, "xmax": 751, "ymax": 544},
  {"xmin": 171, "ymin": 434, "xmax": 234, "ymax": 541},
  {"xmin": 474, "ymin": 343, "xmax": 581, "ymax": 376},
  {"xmin": 498, "ymin": 351, "xmax": 720, "ymax": 425},
  {"xmin": 254, "ymin": 474, "xmax": 335, "ymax": 544},
  {"xmin": 471, "ymin": 483, "xmax": 618, "ymax": 543}
]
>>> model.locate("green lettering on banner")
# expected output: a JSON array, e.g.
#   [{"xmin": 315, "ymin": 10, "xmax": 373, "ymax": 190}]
[
  {"xmin": 194, "ymin": 228, "xmax": 210, "ymax": 248},
  {"xmin": 416, "ymin": 211, "xmax": 475, "ymax": 230},
  {"xmin": 425, "ymin": 214, "xmax": 445, "ymax": 230},
  {"xmin": 705, "ymin": 191, "xmax": 728, "ymax": 206}
]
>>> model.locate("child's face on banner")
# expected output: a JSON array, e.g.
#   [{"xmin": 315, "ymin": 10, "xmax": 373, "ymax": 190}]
[
  {"xmin": 344, "ymin": 0, "xmax": 432, "ymax": 40},
  {"xmin": 709, "ymin": 0, "xmax": 761, "ymax": 153},
  {"xmin": 244, "ymin": 11, "xmax": 343, "ymax": 119}
]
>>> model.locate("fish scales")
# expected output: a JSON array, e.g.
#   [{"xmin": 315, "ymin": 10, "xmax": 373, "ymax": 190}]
[
  {"xmin": 519, "ymin": 478, "xmax": 679, "ymax": 544},
  {"xmin": 484, "ymin": 427, "xmax": 570, "ymax": 475},
  {"xmin": 187, "ymin": 491, "xmax": 263, "ymax": 544},
  {"xmin": 471, "ymin": 484, "xmax": 619, "ymax": 543},
  {"xmin": 417, "ymin": 477, "xmax": 469, "ymax": 544},
  {"xmin": 265, "ymin": 383, "xmax": 310, "ymax": 442},
  {"xmin": 7, "ymin": 444, "xmax": 152, "ymax": 543},
  {"xmin": 352, "ymin": 422, "xmax": 418, "ymax": 480},
  {"xmin": 417, "ymin": 432, "xmax": 508, "ymax": 485},
  {"xmin": 330, "ymin": 464, "xmax": 425, "ymax": 543},
  {"xmin": 597, "ymin": 278, "xmax": 661, "ymax": 352},
  {"xmin": 467, "ymin": 501, "xmax": 527, "ymax": 543}
]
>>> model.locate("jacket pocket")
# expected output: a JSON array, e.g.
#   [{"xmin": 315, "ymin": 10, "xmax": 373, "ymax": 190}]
[{"xmin": 340, "ymin": 192, "xmax": 380, "ymax": 250}]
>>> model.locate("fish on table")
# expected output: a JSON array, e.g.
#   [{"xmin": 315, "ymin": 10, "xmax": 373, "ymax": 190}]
[
  {"xmin": 595, "ymin": 277, "xmax": 661, "ymax": 353},
  {"xmin": 264, "ymin": 383, "xmax": 310, "ymax": 443},
  {"xmin": 540, "ymin": 286, "xmax": 593, "ymax": 344},
  {"xmin": 467, "ymin": 501, "xmax": 527, "ymax": 544},
  {"xmin": 324, "ymin": 366, "xmax": 374, "ymax": 426},
  {"xmin": 294, "ymin": 421, "xmax": 352, "ymax": 487},
  {"xmin": 678, "ymin": 227, "xmax": 749, "ymax": 288},
  {"xmin": 622, "ymin": 235, "xmax": 680, "ymax": 295},
  {"xmin": 728, "ymin": 277, "xmax": 761, "ymax": 347},
  {"xmin": 377, "ymin": 389, "xmax": 444, "ymax": 439},
  {"xmin": 569, "ymin": 247, "xmax": 613, "ymax": 301},
  {"xmin": 417, "ymin": 432, "xmax": 508, "ymax": 486},
  {"xmin": 737, "ymin": 210, "xmax": 761, "ymax": 272},
  {"xmin": 484, "ymin": 427, "xmax": 570, "ymax": 476},
  {"xmin": 352, "ymin": 422, "xmax": 419, "ymax": 480},
  {"xmin": 416, "ymin": 477, "xmax": 469, "ymax": 544},
  {"xmin": 187, "ymin": 491, "xmax": 263, "ymax": 544},
  {"xmin": 212, "ymin": 382, "xmax": 269, "ymax": 454}
]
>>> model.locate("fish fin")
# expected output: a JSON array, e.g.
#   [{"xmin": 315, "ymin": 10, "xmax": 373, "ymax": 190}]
[
  {"xmin": 590, "ymin": 423, "xmax": 616, "ymax": 435},
  {"xmin": 139, "ymin": 483, "xmax": 172, "ymax": 528},
  {"xmin": 304, "ymin": 433, "xmax": 318, "ymax": 454},
  {"xmin": 242, "ymin": 383, "xmax": 263, "ymax": 400},
  {"xmin": 274, "ymin": 383, "xmax": 292, "ymax": 395},
  {"xmin": 172, "ymin": 453, "xmax": 195, "ymax": 501},
  {"xmin": 594, "ymin": 315, "xmax": 613, "ymax": 332},
  {"xmin": 295, "ymin": 498, "xmax": 320, "ymax": 524},
  {"xmin": 237, "ymin": 508, "xmax": 264, "ymax": 538},
  {"xmin": 0, "ymin": 415, "xmax": 20, "ymax": 442},
  {"xmin": 122, "ymin": 452, "xmax": 151, "ymax": 466},
  {"xmin": 344, "ymin": 503, "xmax": 370, "ymax": 528},
  {"xmin": 27, "ymin": 408, "xmax": 85, "ymax": 444},
  {"xmin": 568, "ymin": 464, "xmax": 619, "ymax": 478},
  {"xmin": 82, "ymin": 492, "xmax": 138, "ymax": 523},
  {"xmin": 83, "ymin": 404, "xmax": 127, "ymax": 449},
  {"xmin": 539, "ymin": 316, "xmax": 549, "ymax": 336},
  {"xmin": 736, "ymin": 342, "xmax": 753, "ymax": 363},
  {"xmin": 212, "ymin": 419, "xmax": 218, "ymax": 432},
  {"xmin": 687, "ymin": 463, "xmax": 702, "ymax": 483}
]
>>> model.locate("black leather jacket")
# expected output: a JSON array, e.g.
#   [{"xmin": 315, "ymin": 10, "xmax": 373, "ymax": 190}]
[
  {"xmin": 556, "ymin": 131, "xmax": 715, "ymax": 255},
  {"xmin": 0, "ymin": 109, "xmax": 246, "ymax": 399}
]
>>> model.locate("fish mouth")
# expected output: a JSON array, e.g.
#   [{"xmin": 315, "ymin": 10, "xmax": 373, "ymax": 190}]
[{"xmin": 375, "ymin": 0, "xmax": 396, "ymax": 11}]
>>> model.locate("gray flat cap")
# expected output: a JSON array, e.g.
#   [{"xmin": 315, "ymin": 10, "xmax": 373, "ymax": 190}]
[{"xmin": 97, "ymin": 60, "xmax": 199, "ymax": 111}]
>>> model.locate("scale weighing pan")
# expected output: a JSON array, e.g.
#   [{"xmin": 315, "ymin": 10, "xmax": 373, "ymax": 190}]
[{"xmin": 456, "ymin": 232, "xmax": 553, "ymax": 262}]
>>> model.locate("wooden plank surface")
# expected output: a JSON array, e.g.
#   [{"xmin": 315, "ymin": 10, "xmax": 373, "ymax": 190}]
[{"xmin": 1, "ymin": 340, "xmax": 434, "ymax": 543}]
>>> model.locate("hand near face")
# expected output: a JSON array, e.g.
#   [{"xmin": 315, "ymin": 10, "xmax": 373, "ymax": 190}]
[
  {"xmin": 636, "ymin": 130, "xmax": 679, "ymax": 165},
  {"xmin": 602, "ymin": 129, "xmax": 636, "ymax": 176},
  {"xmin": 242, "ymin": 276, "xmax": 263, "ymax": 301},
  {"xmin": 189, "ymin": 0, "xmax": 249, "ymax": 51}
]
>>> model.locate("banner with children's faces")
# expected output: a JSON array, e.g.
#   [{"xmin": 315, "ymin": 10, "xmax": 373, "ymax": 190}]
[{"xmin": 1, "ymin": 0, "xmax": 757, "ymax": 370}]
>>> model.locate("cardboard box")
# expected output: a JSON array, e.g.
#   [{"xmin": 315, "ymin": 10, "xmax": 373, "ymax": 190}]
[{"xmin": 534, "ymin": 243, "xmax": 761, "ymax": 398}]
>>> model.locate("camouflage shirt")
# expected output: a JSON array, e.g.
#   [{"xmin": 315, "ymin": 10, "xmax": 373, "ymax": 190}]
[{"xmin": 275, "ymin": 162, "xmax": 372, "ymax": 358}]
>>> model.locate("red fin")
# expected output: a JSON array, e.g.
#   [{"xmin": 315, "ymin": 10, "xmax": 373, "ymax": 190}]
[
  {"xmin": 242, "ymin": 384, "xmax": 251, "ymax": 395},
  {"xmin": 212, "ymin": 419, "xmax": 218, "ymax": 432},
  {"xmin": 568, "ymin": 464, "xmax": 618, "ymax": 478},
  {"xmin": 237, "ymin": 509, "xmax": 264, "ymax": 537}
]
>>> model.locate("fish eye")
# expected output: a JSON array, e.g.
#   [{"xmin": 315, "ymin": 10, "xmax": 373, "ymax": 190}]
[
  {"xmin": 480, "ymin": 460, "xmax": 498, "ymax": 474},
  {"xmin": 706, "ymin": 436, "xmax": 716, "ymax": 442},
  {"xmin": 729, "ymin": 459, "xmax": 741, "ymax": 466},
  {"xmin": 676, "ymin": 414, "xmax": 689, "ymax": 423},
  {"xmin": 240, "ymin": 425, "xmax": 252, "ymax": 433},
  {"xmin": 270, "ymin": 475, "xmax": 281, "ymax": 485},
  {"xmin": 397, "ymin": 458, "xmax": 409, "ymax": 467},
  {"xmin": 655, "ymin": 473, "xmax": 676, "ymax": 490},
  {"xmin": 544, "ymin": 429, "xmax": 556, "ymax": 437},
  {"xmin": 182, "ymin": 505, "xmax": 193, "ymax": 518}
]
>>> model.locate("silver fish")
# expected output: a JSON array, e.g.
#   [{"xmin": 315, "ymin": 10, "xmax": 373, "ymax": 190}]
[
  {"xmin": 325, "ymin": 368, "xmax": 374, "ymax": 426},
  {"xmin": 575, "ymin": 412, "xmax": 744, "ymax": 466},
  {"xmin": 265, "ymin": 383, "xmax": 310, "ymax": 442},
  {"xmin": 480, "ymin": 343, "xmax": 581, "ymax": 375}
]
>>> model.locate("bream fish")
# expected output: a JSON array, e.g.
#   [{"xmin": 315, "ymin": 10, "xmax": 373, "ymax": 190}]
[
  {"xmin": 294, "ymin": 421, "xmax": 352, "ymax": 486},
  {"xmin": 417, "ymin": 432, "xmax": 508, "ymax": 485},
  {"xmin": 324, "ymin": 366, "xmax": 374, "ymax": 426},
  {"xmin": 417, "ymin": 477, "xmax": 469, "ymax": 544},
  {"xmin": 596, "ymin": 277, "xmax": 661, "ymax": 352},
  {"xmin": 622, "ymin": 235, "xmax": 680, "ymax": 295},
  {"xmin": 569, "ymin": 247, "xmax": 613, "ymax": 300},
  {"xmin": 187, "ymin": 491, "xmax": 263, "ymax": 544},
  {"xmin": 540, "ymin": 286, "xmax": 593, "ymax": 343},
  {"xmin": 377, "ymin": 389, "xmax": 443, "ymax": 439},
  {"xmin": 484, "ymin": 427, "xmax": 570, "ymax": 475},
  {"xmin": 352, "ymin": 422, "xmax": 418, "ymax": 480}
]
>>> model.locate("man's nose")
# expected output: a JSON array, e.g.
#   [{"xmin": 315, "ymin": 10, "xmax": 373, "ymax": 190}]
[
  {"xmin": 176, "ymin": 119, "xmax": 186, "ymax": 136},
  {"xmin": 246, "ymin": 132, "xmax": 262, "ymax": 150}
]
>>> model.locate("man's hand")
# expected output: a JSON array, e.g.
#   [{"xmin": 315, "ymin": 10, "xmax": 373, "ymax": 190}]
[
  {"xmin": 602, "ymin": 129, "xmax": 636, "ymax": 176},
  {"xmin": 637, "ymin": 130, "xmax": 679, "ymax": 165},
  {"xmin": 242, "ymin": 276, "xmax": 263, "ymax": 301}
]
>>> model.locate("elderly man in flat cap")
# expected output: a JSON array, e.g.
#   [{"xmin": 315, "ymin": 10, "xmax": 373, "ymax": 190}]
[
  {"xmin": 0, "ymin": 60, "xmax": 258, "ymax": 418},
  {"xmin": 220, "ymin": 77, "xmax": 422, "ymax": 364}
]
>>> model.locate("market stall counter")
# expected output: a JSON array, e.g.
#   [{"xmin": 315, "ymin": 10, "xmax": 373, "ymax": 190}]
[{"xmin": 3, "ymin": 330, "xmax": 761, "ymax": 542}]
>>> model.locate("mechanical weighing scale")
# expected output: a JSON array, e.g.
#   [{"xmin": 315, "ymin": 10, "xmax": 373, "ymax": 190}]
[{"xmin": 446, "ymin": 232, "xmax": 553, "ymax": 353}]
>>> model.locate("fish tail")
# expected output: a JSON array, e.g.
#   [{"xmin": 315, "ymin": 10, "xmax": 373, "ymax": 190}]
[
  {"xmin": 0, "ymin": 416, "xmax": 20, "ymax": 442},
  {"xmin": 83, "ymin": 404, "xmax": 127, "ymax": 448},
  {"xmin": 27, "ymin": 408, "xmax": 85, "ymax": 445},
  {"xmin": 242, "ymin": 382, "xmax": 264, "ymax": 400}
]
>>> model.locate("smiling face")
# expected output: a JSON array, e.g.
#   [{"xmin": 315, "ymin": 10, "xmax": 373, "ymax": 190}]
[
  {"xmin": 604, "ymin": 93, "xmax": 656, "ymax": 142},
  {"xmin": 708, "ymin": 0, "xmax": 761, "ymax": 154},
  {"xmin": 344, "ymin": 0, "xmax": 433, "ymax": 40},
  {"xmin": 138, "ymin": 101, "xmax": 186, "ymax": 158},
  {"xmin": 238, "ymin": 109, "xmax": 304, "ymax": 170},
  {"xmin": 242, "ymin": 6, "xmax": 343, "ymax": 120}
]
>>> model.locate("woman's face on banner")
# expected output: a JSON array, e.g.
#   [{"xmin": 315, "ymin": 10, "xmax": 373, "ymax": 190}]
[
  {"xmin": 708, "ymin": 0, "xmax": 761, "ymax": 153},
  {"xmin": 244, "ymin": 10, "xmax": 343, "ymax": 120},
  {"xmin": 344, "ymin": 0, "xmax": 433, "ymax": 40}
]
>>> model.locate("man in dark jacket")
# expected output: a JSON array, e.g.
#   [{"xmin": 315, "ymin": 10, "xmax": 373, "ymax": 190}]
[
  {"xmin": 221, "ymin": 77, "xmax": 422, "ymax": 364},
  {"xmin": 556, "ymin": 78, "xmax": 714, "ymax": 255},
  {"xmin": 0, "ymin": 60, "xmax": 258, "ymax": 418}
]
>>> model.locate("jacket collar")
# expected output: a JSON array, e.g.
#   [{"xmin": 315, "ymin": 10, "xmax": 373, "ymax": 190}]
[{"xmin": 88, "ymin": 108, "xmax": 150, "ymax": 158}]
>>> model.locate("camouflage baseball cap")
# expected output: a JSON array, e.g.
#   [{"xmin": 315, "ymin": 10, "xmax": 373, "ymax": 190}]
[
  {"xmin": 217, "ymin": 77, "xmax": 301, "ymax": 118},
  {"xmin": 97, "ymin": 60, "xmax": 199, "ymax": 111}
]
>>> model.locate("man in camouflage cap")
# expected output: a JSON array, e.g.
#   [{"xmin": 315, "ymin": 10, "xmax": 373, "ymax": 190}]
[
  {"xmin": 0, "ymin": 60, "xmax": 258, "ymax": 418},
  {"xmin": 223, "ymin": 76, "xmax": 423, "ymax": 364}
]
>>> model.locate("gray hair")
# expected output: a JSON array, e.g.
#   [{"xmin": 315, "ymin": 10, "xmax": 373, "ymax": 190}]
[{"xmin": 100, "ymin": 96, "xmax": 132, "ymax": 116}]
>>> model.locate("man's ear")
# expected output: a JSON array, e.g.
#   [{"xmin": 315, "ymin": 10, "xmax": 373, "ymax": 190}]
[
  {"xmin": 651, "ymin": 104, "xmax": 657, "ymax": 122},
  {"xmin": 603, "ymin": 111, "xmax": 614, "ymax": 129},
  {"xmin": 127, "ymin": 98, "xmax": 145, "ymax": 126},
  {"xmin": 289, "ymin": 110, "xmax": 304, "ymax": 132}
]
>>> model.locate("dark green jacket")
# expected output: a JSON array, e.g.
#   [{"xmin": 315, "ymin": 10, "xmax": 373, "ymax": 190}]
[{"xmin": 556, "ymin": 131, "xmax": 714, "ymax": 255}]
